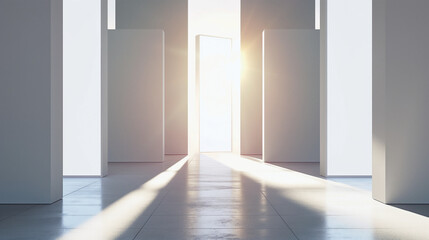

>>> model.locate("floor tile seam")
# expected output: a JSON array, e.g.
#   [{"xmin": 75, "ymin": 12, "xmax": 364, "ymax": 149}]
[
  {"xmin": 0, "ymin": 227, "xmax": 144, "ymax": 232},
  {"xmin": 150, "ymin": 214, "xmax": 281, "ymax": 216},
  {"xmin": 138, "ymin": 157, "xmax": 248, "ymax": 237},
  {"xmin": 139, "ymin": 227, "xmax": 297, "ymax": 230},
  {"xmin": 290, "ymin": 227, "xmax": 405, "ymax": 230},
  {"xmin": 30, "ymin": 203, "xmax": 159, "ymax": 208},
  {"xmin": 15, "ymin": 213, "xmax": 155, "ymax": 217},
  {"xmin": 60, "ymin": 227, "xmax": 141, "ymax": 230},
  {"xmin": 261, "ymin": 191, "xmax": 300, "ymax": 240},
  {"xmin": 62, "ymin": 181, "xmax": 102, "ymax": 198},
  {"xmin": 161, "ymin": 195, "xmax": 266, "ymax": 197},
  {"xmin": 278, "ymin": 214, "xmax": 384, "ymax": 216},
  {"xmin": 53, "ymin": 204, "xmax": 115, "ymax": 206},
  {"xmin": 132, "ymin": 227, "xmax": 304, "ymax": 229},
  {"xmin": 0, "ymin": 226, "xmax": 402, "ymax": 231},
  {"xmin": 63, "ymin": 181, "xmax": 100, "ymax": 185},
  {"xmin": 63, "ymin": 192, "xmax": 138, "ymax": 195},
  {"xmin": 4, "ymin": 159, "xmax": 188, "ymax": 238},
  {"xmin": 7, "ymin": 226, "xmax": 144, "ymax": 230},
  {"xmin": 160, "ymin": 197, "xmax": 265, "ymax": 201},
  {"xmin": 132, "ymin": 157, "xmax": 194, "ymax": 239},
  {"xmin": 280, "ymin": 218, "xmax": 405, "ymax": 230},
  {"xmin": 67, "ymin": 226, "xmax": 143, "ymax": 230},
  {"xmin": 0, "ymin": 214, "xmax": 21, "ymax": 224},
  {"xmin": 0, "ymin": 205, "xmax": 40, "ymax": 224}
]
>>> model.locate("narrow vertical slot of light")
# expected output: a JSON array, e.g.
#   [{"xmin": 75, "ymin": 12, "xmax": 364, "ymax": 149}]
[
  {"xmin": 198, "ymin": 35, "xmax": 233, "ymax": 152},
  {"xmin": 315, "ymin": 0, "xmax": 320, "ymax": 29},
  {"xmin": 108, "ymin": 0, "xmax": 115, "ymax": 30}
]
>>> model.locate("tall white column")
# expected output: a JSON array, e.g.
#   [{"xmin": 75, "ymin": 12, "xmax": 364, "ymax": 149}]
[
  {"xmin": 0, "ymin": 0, "xmax": 63, "ymax": 203},
  {"xmin": 373, "ymin": 0, "xmax": 429, "ymax": 204},
  {"xmin": 63, "ymin": 0, "xmax": 108, "ymax": 176},
  {"xmin": 320, "ymin": 0, "xmax": 372, "ymax": 176}
]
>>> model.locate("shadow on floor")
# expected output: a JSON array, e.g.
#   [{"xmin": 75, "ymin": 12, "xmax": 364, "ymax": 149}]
[{"xmin": 241, "ymin": 154, "xmax": 429, "ymax": 219}]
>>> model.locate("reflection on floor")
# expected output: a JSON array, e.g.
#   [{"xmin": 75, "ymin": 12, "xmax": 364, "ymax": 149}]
[{"xmin": 0, "ymin": 153, "xmax": 429, "ymax": 240}]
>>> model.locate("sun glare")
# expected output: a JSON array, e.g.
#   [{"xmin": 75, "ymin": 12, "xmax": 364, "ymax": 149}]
[{"xmin": 188, "ymin": 0, "xmax": 240, "ymax": 155}]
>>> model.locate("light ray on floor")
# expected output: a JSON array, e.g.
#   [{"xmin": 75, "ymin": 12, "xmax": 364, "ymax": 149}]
[
  {"xmin": 58, "ymin": 156, "xmax": 190, "ymax": 240},
  {"xmin": 208, "ymin": 153, "xmax": 429, "ymax": 239}
]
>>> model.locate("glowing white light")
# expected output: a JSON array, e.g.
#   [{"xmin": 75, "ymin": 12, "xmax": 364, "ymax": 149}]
[
  {"xmin": 188, "ymin": 0, "xmax": 241, "ymax": 155},
  {"xmin": 198, "ymin": 35, "xmax": 233, "ymax": 152},
  {"xmin": 108, "ymin": 0, "xmax": 115, "ymax": 29}
]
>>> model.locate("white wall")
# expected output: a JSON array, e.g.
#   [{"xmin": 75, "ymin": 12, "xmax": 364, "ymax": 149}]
[
  {"xmin": 63, "ymin": 0, "xmax": 108, "ymax": 176},
  {"xmin": 373, "ymin": 0, "xmax": 429, "ymax": 204},
  {"xmin": 0, "ymin": 0, "xmax": 63, "ymax": 203},
  {"xmin": 320, "ymin": 0, "xmax": 372, "ymax": 176},
  {"xmin": 188, "ymin": 0, "xmax": 241, "ymax": 155},
  {"xmin": 263, "ymin": 30, "xmax": 320, "ymax": 163},
  {"xmin": 108, "ymin": 30, "xmax": 164, "ymax": 162}
]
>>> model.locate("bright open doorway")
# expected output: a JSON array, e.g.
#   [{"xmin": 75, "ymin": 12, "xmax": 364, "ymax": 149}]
[
  {"xmin": 188, "ymin": 0, "xmax": 240, "ymax": 155},
  {"xmin": 197, "ymin": 35, "xmax": 233, "ymax": 152}
]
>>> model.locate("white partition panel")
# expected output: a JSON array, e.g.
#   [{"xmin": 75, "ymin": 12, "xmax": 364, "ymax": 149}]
[
  {"xmin": 0, "ymin": 0, "xmax": 63, "ymax": 203},
  {"xmin": 63, "ymin": 0, "xmax": 108, "ymax": 176},
  {"xmin": 241, "ymin": 0, "xmax": 315, "ymax": 155},
  {"xmin": 116, "ymin": 0, "xmax": 188, "ymax": 155},
  {"xmin": 108, "ymin": 30, "xmax": 164, "ymax": 162},
  {"xmin": 263, "ymin": 30, "xmax": 320, "ymax": 163},
  {"xmin": 320, "ymin": 0, "xmax": 372, "ymax": 176}
]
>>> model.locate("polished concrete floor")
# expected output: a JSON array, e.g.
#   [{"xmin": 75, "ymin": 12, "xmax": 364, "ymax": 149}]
[{"xmin": 0, "ymin": 153, "xmax": 429, "ymax": 240}]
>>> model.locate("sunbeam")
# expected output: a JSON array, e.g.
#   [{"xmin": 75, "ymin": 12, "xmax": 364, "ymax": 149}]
[{"xmin": 58, "ymin": 156, "xmax": 190, "ymax": 240}]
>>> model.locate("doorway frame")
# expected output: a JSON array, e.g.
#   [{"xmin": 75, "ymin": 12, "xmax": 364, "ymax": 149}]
[{"xmin": 196, "ymin": 34, "xmax": 234, "ymax": 153}]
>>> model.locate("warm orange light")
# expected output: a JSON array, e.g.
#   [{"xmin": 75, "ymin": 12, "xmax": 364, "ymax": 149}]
[{"xmin": 240, "ymin": 51, "xmax": 247, "ymax": 80}]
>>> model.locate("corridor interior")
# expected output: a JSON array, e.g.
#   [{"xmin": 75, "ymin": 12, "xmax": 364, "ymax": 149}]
[{"xmin": 0, "ymin": 154, "xmax": 428, "ymax": 240}]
